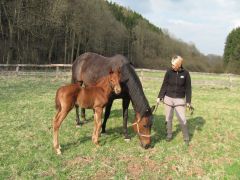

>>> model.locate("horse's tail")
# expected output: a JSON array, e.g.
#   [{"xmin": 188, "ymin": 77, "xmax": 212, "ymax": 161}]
[{"xmin": 55, "ymin": 89, "xmax": 61, "ymax": 111}]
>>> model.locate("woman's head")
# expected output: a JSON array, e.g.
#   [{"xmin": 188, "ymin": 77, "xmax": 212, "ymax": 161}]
[{"xmin": 171, "ymin": 55, "xmax": 183, "ymax": 71}]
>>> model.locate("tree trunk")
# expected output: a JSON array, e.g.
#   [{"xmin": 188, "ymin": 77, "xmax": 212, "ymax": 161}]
[
  {"xmin": 48, "ymin": 35, "xmax": 55, "ymax": 63},
  {"xmin": 2, "ymin": 2, "xmax": 13, "ymax": 64},
  {"xmin": 0, "ymin": 9, "xmax": 4, "ymax": 39},
  {"xmin": 64, "ymin": 27, "xmax": 68, "ymax": 64},
  {"xmin": 71, "ymin": 31, "xmax": 75, "ymax": 63},
  {"xmin": 6, "ymin": 25, "xmax": 14, "ymax": 64},
  {"xmin": 76, "ymin": 36, "xmax": 81, "ymax": 57}
]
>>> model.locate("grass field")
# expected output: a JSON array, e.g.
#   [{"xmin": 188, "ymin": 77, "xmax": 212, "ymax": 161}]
[{"xmin": 0, "ymin": 72, "xmax": 240, "ymax": 179}]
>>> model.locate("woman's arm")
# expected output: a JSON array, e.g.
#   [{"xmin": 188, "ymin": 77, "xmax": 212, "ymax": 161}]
[{"xmin": 158, "ymin": 71, "xmax": 169, "ymax": 99}]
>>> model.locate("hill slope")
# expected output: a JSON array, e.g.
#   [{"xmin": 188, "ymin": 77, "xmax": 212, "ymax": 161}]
[{"xmin": 0, "ymin": 0, "xmax": 223, "ymax": 72}]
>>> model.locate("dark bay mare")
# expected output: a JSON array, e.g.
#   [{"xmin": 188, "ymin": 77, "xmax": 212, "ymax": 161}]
[
  {"xmin": 72, "ymin": 52, "xmax": 154, "ymax": 149},
  {"xmin": 53, "ymin": 69, "xmax": 121, "ymax": 155}
]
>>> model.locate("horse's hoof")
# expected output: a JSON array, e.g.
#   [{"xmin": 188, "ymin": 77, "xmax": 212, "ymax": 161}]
[
  {"xmin": 96, "ymin": 144, "xmax": 100, "ymax": 148},
  {"xmin": 101, "ymin": 130, "xmax": 106, "ymax": 134},
  {"xmin": 124, "ymin": 138, "xmax": 131, "ymax": 142},
  {"xmin": 76, "ymin": 125, "xmax": 81, "ymax": 128},
  {"xmin": 56, "ymin": 148, "xmax": 62, "ymax": 155},
  {"xmin": 81, "ymin": 118, "xmax": 87, "ymax": 123},
  {"xmin": 92, "ymin": 139, "xmax": 99, "ymax": 145}
]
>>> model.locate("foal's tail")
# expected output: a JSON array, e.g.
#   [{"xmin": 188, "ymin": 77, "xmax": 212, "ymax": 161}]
[{"xmin": 55, "ymin": 89, "xmax": 61, "ymax": 111}]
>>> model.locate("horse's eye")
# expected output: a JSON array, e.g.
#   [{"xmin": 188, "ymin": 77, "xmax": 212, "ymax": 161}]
[{"xmin": 143, "ymin": 125, "xmax": 148, "ymax": 128}]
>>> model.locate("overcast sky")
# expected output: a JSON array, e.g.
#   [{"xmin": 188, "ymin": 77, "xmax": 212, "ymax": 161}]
[{"xmin": 108, "ymin": 0, "xmax": 240, "ymax": 56}]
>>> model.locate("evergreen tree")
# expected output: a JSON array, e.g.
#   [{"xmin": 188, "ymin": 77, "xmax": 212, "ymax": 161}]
[{"xmin": 223, "ymin": 27, "xmax": 240, "ymax": 73}]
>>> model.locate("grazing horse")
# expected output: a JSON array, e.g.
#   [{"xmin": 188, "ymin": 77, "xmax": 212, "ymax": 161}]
[
  {"xmin": 72, "ymin": 52, "xmax": 154, "ymax": 149},
  {"xmin": 53, "ymin": 69, "xmax": 121, "ymax": 155}
]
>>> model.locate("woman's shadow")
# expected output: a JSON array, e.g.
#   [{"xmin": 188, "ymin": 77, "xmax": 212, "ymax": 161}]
[{"xmin": 152, "ymin": 115, "xmax": 205, "ymax": 145}]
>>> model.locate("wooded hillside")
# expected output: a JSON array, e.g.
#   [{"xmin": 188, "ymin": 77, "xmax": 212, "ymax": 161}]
[{"xmin": 0, "ymin": 0, "xmax": 223, "ymax": 72}]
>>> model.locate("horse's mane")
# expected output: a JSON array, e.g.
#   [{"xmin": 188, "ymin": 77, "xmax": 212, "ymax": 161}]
[{"xmin": 121, "ymin": 64, "xmax": 151, "ymax": 117}]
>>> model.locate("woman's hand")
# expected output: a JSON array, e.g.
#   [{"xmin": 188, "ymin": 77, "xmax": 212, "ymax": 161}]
[{"xmin": 156, "ymin": 98, "xmax": 163, "ymax": 104}]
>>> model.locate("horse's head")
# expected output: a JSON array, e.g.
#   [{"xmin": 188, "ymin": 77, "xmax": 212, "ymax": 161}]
[
  {"xmin": 109, "ymin": 68, "xmax": 121, "ymax": 94},
  {"xmin": 132, "ymin": 106, "xmax": 155, "ymax": 149}
]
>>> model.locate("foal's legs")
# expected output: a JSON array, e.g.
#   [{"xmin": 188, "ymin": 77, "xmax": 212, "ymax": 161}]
[
  {"xmin": 75, "ymin": 105, "xmax": 81, "ymax": 127},
  {"xmin": 53, "ymin": 109, "xmax": 69, "ymax": 155},
  {"xmin": 92, "ymin": 107, "xmax": 103, "ymax": 145},
  {"xmin": 81, "ymin": 108, "xmax": 86, "ymax": 122},
  {"xmin": 75, "ymin": 81, "xmax": 86, "ymax": 126},
  {"xmin": 75, "ymin": 107, "xmax": 86, "ymax": 127}
]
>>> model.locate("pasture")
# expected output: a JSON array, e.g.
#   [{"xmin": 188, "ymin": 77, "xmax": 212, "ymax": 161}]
[{"xmin": 0, "ymin": 71, "xmax": 240, "ymax": 179}]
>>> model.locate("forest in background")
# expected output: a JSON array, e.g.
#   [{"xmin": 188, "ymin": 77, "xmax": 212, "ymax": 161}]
[
  {"xmin": 223, "ymin": 27, "xmax": 240, "ymax": 74},
  {"xmin": 0, "ymin": 0, "xmax": 224, "ymax": 73}
]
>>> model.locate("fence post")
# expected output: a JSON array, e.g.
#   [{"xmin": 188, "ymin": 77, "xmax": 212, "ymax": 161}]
[
  {"xmin": 16, "ymin": 65, "xmax": 19, "ymax": 75},
  {"xmin": 56, "ymin": 66, "xmax": 59, "ymax": 78}
]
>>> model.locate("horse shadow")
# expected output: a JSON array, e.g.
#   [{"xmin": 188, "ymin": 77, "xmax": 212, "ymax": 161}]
[
  {"xmin": 151, "ymin": 114, "xmax": 167, "ymax": 145},
  {"xmin": 61, "ymin": 109, "xmax": 205, "ymax": 151},
  {"xmin": 61, "ymin": 109, "xmax": 134, "ymax": 151},
  {"xmin": 61, "ymin": 135, "xmax": 92, "ymax": 152},
  {"xmin": 99, "ymin": 109, "xmax": 137, "ymax": 144}
]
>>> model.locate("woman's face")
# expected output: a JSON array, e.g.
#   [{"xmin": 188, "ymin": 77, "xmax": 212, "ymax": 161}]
[{"xmin": 171, "ymin": 63, "xmax": 180, "ymax": 71}]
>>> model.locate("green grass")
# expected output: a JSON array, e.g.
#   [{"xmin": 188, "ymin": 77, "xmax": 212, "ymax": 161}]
[{"xmin": 0, "ymin": 74, "xmax": 240, "ymax": 179}]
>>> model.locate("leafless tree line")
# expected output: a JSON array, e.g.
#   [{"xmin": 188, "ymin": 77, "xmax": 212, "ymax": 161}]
[{"xmin": 0, "ymin": 0, "xmax": 223, "ymax": 72}]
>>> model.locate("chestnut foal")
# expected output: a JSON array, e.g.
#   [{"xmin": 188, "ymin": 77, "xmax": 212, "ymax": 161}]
[{"xmin": 53, "ymin": 69, "xmax": 121, "ymax": 155}]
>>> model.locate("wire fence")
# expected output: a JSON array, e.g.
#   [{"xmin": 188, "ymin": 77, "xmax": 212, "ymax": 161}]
[{"xmin": 1, "ymin": 64, "xmax": 240, "ymax": 89}]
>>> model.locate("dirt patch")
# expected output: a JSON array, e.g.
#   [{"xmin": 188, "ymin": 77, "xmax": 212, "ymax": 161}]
[
  {"xmin": 226, "ymin": 131, "xmax": 237, "ymax": 141},
  {"xmin": 144, "ymin": 155, "xmax": 161, "ymax": 172},
  {"xmin": 39, "ymin": 167, "xmax": 57, "ymax": 177},
  {"xmin": 163, "ymin": 155, "xmax": 180, "ymax": 163},
  {"xmin": 212, "ymin": 157, "xmax": 232, "ymax": 165},
  {"xmin": 91, "ymin": 169, "xmax": 115, "ymax": 180},
  {"xmin": 117, "ymin": 155, "xmax": 144, "ymax": 179},
  {"xmin": 127, "ymin": 160, "xmax": 144, "ymax": 179},
  {"xmin": 186, "ymin": 166, "xmax": 204, "ymax": 177},
  {"xmin": 119, "ymin": 153, "xmax": 163, "ymax": 178},
  {"xmin": 65, "ymin": 156, "xmax": 93, "ymax": 167}
]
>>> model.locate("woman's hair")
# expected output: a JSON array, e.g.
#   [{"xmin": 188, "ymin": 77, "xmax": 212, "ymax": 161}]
[{"xmin": 171, "ymin": 55, "xmax": 183, "ymax": 67}]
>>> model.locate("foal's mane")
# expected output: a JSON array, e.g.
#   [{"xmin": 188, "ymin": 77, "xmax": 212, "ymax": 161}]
[{"xmin": 88, "ymin": 73, "xmax": 112, "ymax": 87}]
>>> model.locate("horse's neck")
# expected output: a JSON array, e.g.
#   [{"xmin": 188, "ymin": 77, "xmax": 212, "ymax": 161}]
[{"xmin": 95, "ymin": 76, "xmax": 112, "ymax": 96}]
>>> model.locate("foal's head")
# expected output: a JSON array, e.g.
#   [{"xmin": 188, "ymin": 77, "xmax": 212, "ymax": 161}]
[{"xmin": 108, "ymin": 69, "xmax": 121, "ymax": 94}]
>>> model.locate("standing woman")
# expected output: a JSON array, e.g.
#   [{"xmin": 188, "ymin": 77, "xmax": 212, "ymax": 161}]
[{"xmin": 157, "ymin": 55, "xmax": 191, "ymax": 145}]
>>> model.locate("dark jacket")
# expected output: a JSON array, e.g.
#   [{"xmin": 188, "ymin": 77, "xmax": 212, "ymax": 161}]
[{"xmin": 158, "ymin": 68, "xmax": 192, "ymax": 103}]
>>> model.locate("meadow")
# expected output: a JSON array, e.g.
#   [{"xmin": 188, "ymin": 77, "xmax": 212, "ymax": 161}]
[{"xmin": 0, "ymin": 71, "xmax": 240, "ymax": 179}]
